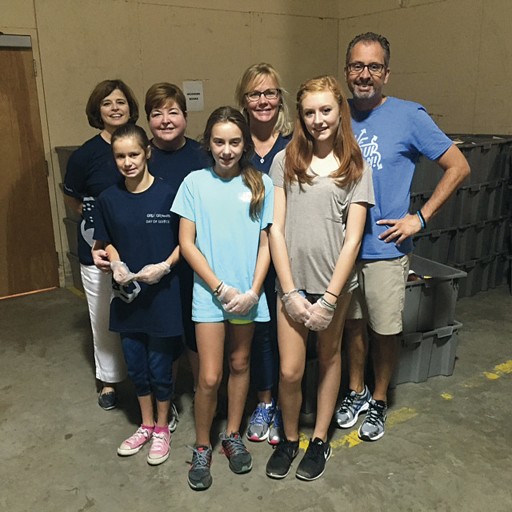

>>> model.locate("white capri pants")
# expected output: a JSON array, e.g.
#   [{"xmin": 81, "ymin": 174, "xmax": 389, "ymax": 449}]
[{"xmin": 80, "ymin": 264, "xmax": 126, "ymax": 384}]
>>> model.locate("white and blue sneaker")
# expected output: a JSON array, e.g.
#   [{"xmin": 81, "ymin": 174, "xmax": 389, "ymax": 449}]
[
  {"xmin": 358, "ymin": 399, "xmax": 387, "ymax": 441},
  {"xmin": 268, "ymin": 406, "xmax": 282, "ymax": 445},
  {"xmin": 246, "ymin": 400, "xmax": 275, "ymax": 442},
  {"xmin": 335, "ymin": 385, "xmax": 371, "ymax": 428}
]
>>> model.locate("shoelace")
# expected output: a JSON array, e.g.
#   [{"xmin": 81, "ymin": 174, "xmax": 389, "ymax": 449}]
[
  {"xmin": 250, "ymin": 405, "xmax": 273, "ymax": 426},
  {"xmin": 220, "ymin": 434, "xmax": 248, "ymax": 457},
  {"xmin": 151, "ymin": 431, "xmax": 169, "ymax": 450},
  {"xmin": 339, "ymin": 392, "xmax": 358, "ymax": 413},
  {"xmin": 190, "ymin": 446, "xmax": 212, "ymax": 469},
  {"xmin": 365, "ymin": 404, "xmax": 385, "ymax": 427},
  {"xmin": 126, "ymin": 427, "xmax": 152, "ymax": 447}
]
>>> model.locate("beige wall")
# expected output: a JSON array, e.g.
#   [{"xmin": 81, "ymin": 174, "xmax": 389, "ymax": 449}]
[
  {"xmin": 337, "ymin": 0, "xmax": 512, "ymax": 134},
  {"xmin": 1, "ymin": 0, "xmax": 511, "ymax": 284}
]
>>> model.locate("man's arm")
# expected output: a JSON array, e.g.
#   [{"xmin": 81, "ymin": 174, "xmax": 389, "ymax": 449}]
[{"xmin": 378, "ymin": 144, "xmax": 470, "ymax": 245}]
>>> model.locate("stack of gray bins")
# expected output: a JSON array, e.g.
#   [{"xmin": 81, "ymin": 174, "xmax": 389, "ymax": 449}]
[
  {"xmin": 410, "ymin": 135, "xmax": 511, "ymax": 298},
  {"xmin": 391, "ymin": 255, "xmax": 466, "ymax": 387}
]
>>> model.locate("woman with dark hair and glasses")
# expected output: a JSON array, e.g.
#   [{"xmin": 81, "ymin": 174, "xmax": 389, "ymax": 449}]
[
  {"xmin": 64, "ymin": 79, "xmax": 139, "ymax": 410},
  {"xmin": 235, "ymin": 63, "xmax": 292, "ymax": 446}
]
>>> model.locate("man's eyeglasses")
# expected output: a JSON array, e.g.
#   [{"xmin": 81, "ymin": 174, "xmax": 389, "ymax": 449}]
[
  {"xmin": 346, "ymin": 62, "xmax": 386, "ymax": 76},
  {"xmin": 245, "ymin": 88, "xmax": 281, "ymax": 102}
]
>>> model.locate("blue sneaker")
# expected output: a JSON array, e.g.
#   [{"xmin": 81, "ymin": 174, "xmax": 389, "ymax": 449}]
[
  {"xmin": 246, "ymin": 401, "xmax": 275, "ymax": 442},
  {"xmin": 335, "ymin": 385, "xmax": 371, "ymax": 428},
  {"xmin": 268, "ymin": 406, "xmax": 282, "ymax": 445}
]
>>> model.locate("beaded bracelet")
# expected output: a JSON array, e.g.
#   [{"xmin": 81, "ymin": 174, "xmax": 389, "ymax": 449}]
[{"xmin": 416, "ymin": 210, "xmax": 426, "ymax": 230}]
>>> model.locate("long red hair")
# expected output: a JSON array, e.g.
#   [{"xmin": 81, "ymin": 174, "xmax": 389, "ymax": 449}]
[{"xmin": 284, "ymin": 75, "xmax": 364, "ymax": 187}]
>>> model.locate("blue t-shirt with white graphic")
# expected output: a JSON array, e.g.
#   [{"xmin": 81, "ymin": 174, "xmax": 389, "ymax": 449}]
[{"xmin": 349, "ymin": 97, "xmax": 452, "ymax": 259}]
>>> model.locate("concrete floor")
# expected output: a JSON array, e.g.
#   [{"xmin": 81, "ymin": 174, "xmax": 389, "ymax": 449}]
[{"xmin": 0, "ymin": 284, "xmax": 511, "ymax": 512}]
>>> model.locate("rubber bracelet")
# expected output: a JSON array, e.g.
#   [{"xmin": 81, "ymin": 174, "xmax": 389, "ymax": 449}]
[
  {"xmin": 213, "ymin": 281, "xmax": 224, "ymax": 296},
  {"xmin": 416, "ymin": 210, "xmax": 426, "ymax": 230},
  {"xmin": 319, "ymin": 296, "xmax": 337, "ymax": 310},
  {"xmin": 325, "ymin": 290, "xmax": 339, "ymax": 299}
]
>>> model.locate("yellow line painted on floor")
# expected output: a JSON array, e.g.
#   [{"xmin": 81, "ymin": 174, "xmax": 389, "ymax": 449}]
[{"xmin": 495, "ymin": 360, "xmax": 512, "ymax": 375}]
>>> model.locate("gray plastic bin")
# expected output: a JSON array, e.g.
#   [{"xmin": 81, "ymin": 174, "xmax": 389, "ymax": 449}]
[
  {"xmin": 391, "ymin": 321, "xmax": 462, "ymax": 387},
  {"xmin": 403, "ymin": 256, "xmax": 467, "ymax": 333}
]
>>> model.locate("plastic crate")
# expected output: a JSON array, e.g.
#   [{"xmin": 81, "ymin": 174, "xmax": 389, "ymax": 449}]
[
  {"xmin": 451, "ymin": 135, "xmax": 512, "ymax": 185},
  {"xmin": 412, "ymin": 228, "xmax": 455, "ymax": 263},
  {"xmin": 450, "ymin": 217, "xmax": 509, "ymax": 264},
  {"xmin": 403, "ymin": 256, "xmax": 466, "ymax": 333},
  {"xmin": 391, "ymin": 321, "xmax": 462, "ymax": 387}
]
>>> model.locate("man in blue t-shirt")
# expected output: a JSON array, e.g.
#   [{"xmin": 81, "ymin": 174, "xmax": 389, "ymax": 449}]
[{"xmin": 336, "ymin": 32, "xmax": 470, "ymax": 441}]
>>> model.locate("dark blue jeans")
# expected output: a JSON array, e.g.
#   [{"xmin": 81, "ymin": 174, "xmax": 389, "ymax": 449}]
[
  {"xmin": 121, "ymin": 333, "xmax": 182, "ymax": 402},
  {"xmin": 251, "ymin": 265, "xmax": 278, "ymax": 393}
]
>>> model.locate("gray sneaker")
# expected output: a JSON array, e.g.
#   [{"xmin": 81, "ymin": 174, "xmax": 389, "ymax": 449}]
[
  {"xmin": 220, "ymin": 432, "xmax": 253, "ymax": 474},
  {"xmin": 358, "ymin": 399, "xmax": 387, "ymax": 441},
  {"xmin": 188, "ymin": 445, "xmax": 213, "ymax": 491},
  {"xmin": 335, "ymin": 386, "xmax": 371, "ymax": 428}
]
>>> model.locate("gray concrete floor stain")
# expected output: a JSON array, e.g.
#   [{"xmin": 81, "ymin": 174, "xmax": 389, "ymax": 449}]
[{"xmin": 0, "ymin": 286, "xmax": 510, "ymax": 511}]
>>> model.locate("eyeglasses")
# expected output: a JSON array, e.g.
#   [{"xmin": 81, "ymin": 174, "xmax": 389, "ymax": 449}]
[
  {"xmin": 245, "ymin": 88, "xmax": 281, "ymax": 102},
  {"xmin": 346, "ymin": 62, "xmax": 386, "ymax": 76}
]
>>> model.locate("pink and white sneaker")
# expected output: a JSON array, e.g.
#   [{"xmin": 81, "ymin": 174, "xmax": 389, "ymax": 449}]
[
  {"xmin": 117, "ymin": 425, "xmax": 154, "ymax": 456},
  {"xmin": 147, "ymin": 427, "xmax": 171, "ymax": 465}
]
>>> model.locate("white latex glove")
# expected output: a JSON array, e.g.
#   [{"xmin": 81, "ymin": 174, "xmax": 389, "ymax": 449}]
[
  {"xmin": 217, "ymin": 283, "xmax": 240, "ymax": 310},
  {"xmin": 282, "ymin": 290, "xmax": 311, "ymax": 323},
  {"xmin": 110, "ymin": 261, "xmax": 136, "ymax": 286},
  {"xmin": 304, "ymin": 298, "xmax": 335, "ymax": 331},
  {"xmin": 134, "ymin": 262, "xmax": 171, "ymax": 285},
  {"xmin": 225, "ymin": 290, "xmax": 259, "ymax": 315}
]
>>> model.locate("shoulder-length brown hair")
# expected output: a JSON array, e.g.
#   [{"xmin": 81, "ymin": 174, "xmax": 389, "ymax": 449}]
[
  {"xmin": 86, "ymin": 79, "xmax": 139, "ymax": 129},
  {"xmin": 284, "ymin": 75, "xmax": 363, "ymax": 187}
]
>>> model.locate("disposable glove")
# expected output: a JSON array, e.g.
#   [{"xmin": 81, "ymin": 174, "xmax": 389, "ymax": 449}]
[
  {"xmin": 304, "ymin": 298, "xmax": 335, "ymax": 331},
  {"xmin": 134, "ymin": 262, "xmax": 171, "ymax": 285},
  {"xmin": 217, "ymin": 283, "xmax": 240, "ymax": 310},
  {"xmin": 225, "ymin": 290, "xmax": 259, "ymax": 315},
  {"xmin": 110, "ymin": 261, "xmax": 136, "ymax": 286},
  {"xmin": 282, "ymin": 289, "xmax": 311, "ymax": 323}
]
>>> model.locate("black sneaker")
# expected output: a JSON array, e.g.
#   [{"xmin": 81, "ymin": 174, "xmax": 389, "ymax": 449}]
[
  {"xmin": 188, "ymin": 445, "xmax": 213, "ymax": 491},
  {"xmin": 220, "ymin": 432, "xmax": 252, "ymax": 474},
  {"xmin": 266, "ymin": 439, "xmax": 299, "ymax": 479},
  {"xmin": 98, "ymin": 390, "xmax": 117, "ymax": 410},
  {"xmin": 295, "ymin": 437, "xmax": 331, "ymax": 481}
]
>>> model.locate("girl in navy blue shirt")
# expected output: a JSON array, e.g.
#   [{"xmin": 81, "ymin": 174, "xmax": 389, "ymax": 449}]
[{"xmin": 94, "ymin": 124, "xmax": 182, "ymax": 466}]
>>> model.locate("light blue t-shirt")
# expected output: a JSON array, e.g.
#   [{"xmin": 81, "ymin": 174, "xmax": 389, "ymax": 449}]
[
  {"xmin": 171, "ymin": 167, "xmax": 274, "ymax": 322},
  {"xmin": 349, "ymin": 97, "xmax": 452, "ymax": 259}
]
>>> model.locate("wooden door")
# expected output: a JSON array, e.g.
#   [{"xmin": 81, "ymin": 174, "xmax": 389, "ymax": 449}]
[{"xmin": 0, "ymin": 44, "xmax": 59, "ymax": 297}]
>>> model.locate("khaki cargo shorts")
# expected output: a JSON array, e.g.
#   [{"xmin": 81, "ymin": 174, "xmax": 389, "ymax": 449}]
[{"xmin": 347, "ymin": 255, "xmax": 411, "ymax": 335}]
